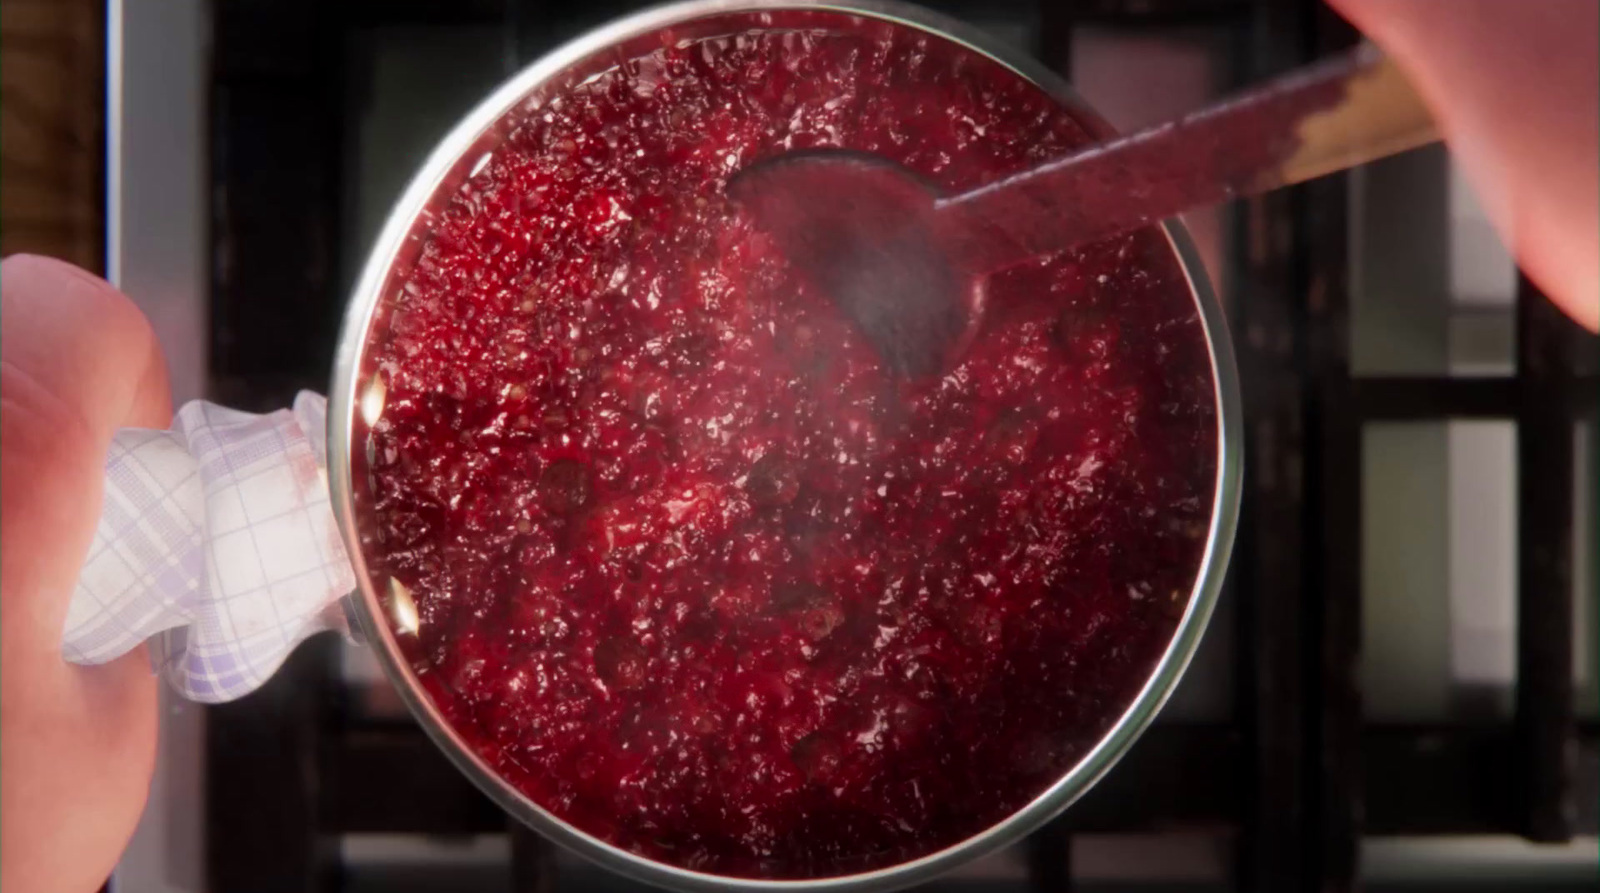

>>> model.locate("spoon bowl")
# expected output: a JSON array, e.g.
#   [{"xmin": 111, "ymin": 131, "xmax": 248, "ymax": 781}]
[{"xmin": 729, "ymin": 150, "xmax": 973, "ymax": 379}]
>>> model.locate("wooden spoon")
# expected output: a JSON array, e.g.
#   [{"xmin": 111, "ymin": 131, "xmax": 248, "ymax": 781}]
[{"xmin": 728, "ymin": 44, "xmax": 1438, "ymax": 378}]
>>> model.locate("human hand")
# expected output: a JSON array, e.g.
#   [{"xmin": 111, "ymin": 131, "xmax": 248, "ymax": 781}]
[
  {"xmin": 1328, "ymin": 0, "xmax": 1599, "ymax": 331},
  {"xmin": 1, "ymin": 255, "xmax": 171, "ymax": 892}
]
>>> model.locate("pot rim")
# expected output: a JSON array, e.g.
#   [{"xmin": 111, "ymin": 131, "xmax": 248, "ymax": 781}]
[{"xmin": 327, "ymin": 2, "xmax": 1244, "ymax": 890}]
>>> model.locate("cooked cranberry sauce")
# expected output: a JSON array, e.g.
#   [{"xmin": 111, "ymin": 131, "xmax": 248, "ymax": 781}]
[{"xmin": 365, "ymin": 23, "xmax": 1217, "ymax": 879}]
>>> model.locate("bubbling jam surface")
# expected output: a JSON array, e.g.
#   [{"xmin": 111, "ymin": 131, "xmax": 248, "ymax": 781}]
[{"xmin": 365, "ymin": 22, "xmax": 1216, "ymax": 879}]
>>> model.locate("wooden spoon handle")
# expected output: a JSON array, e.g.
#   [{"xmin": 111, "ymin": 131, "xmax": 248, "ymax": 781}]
[
  {"xmin": 1268, "ymin": 48, "xmax": 1438, "ymax": 188},
  {"xmin": 941, "ymin": 45, "xmax": 1441, "ymax": 274}
]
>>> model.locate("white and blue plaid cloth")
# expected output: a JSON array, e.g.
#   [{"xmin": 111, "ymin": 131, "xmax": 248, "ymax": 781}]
[{"xmin": 62, "ymin": 392, "xmax": 356, "ymax": 702}]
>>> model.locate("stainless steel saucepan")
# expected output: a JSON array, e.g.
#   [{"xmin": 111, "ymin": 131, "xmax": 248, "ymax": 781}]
[{"xmin": 325, "ymin": 2, "xmax": 1242, "ymax": 890}]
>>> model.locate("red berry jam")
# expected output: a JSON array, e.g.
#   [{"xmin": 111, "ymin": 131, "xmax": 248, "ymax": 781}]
[{"xmin": 364, "ymin": 20, "xmax": 1216, "ymax": 879}]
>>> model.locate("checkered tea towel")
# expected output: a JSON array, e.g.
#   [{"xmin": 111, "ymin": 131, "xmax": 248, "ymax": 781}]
[{"xmin": 63, "ymin": 391, "xmax": 357, "ymax": 703}]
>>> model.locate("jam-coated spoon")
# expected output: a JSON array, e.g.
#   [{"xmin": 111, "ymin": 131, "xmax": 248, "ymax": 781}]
[{"xmin": 729, "ymin": 45, "xmax": 1438, "ymax": 378}]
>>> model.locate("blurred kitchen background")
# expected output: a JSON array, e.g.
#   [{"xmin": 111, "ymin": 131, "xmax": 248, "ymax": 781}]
[{"xmin": 2, "ymin": 0, "xmax": 1595, "ymax": 890}]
